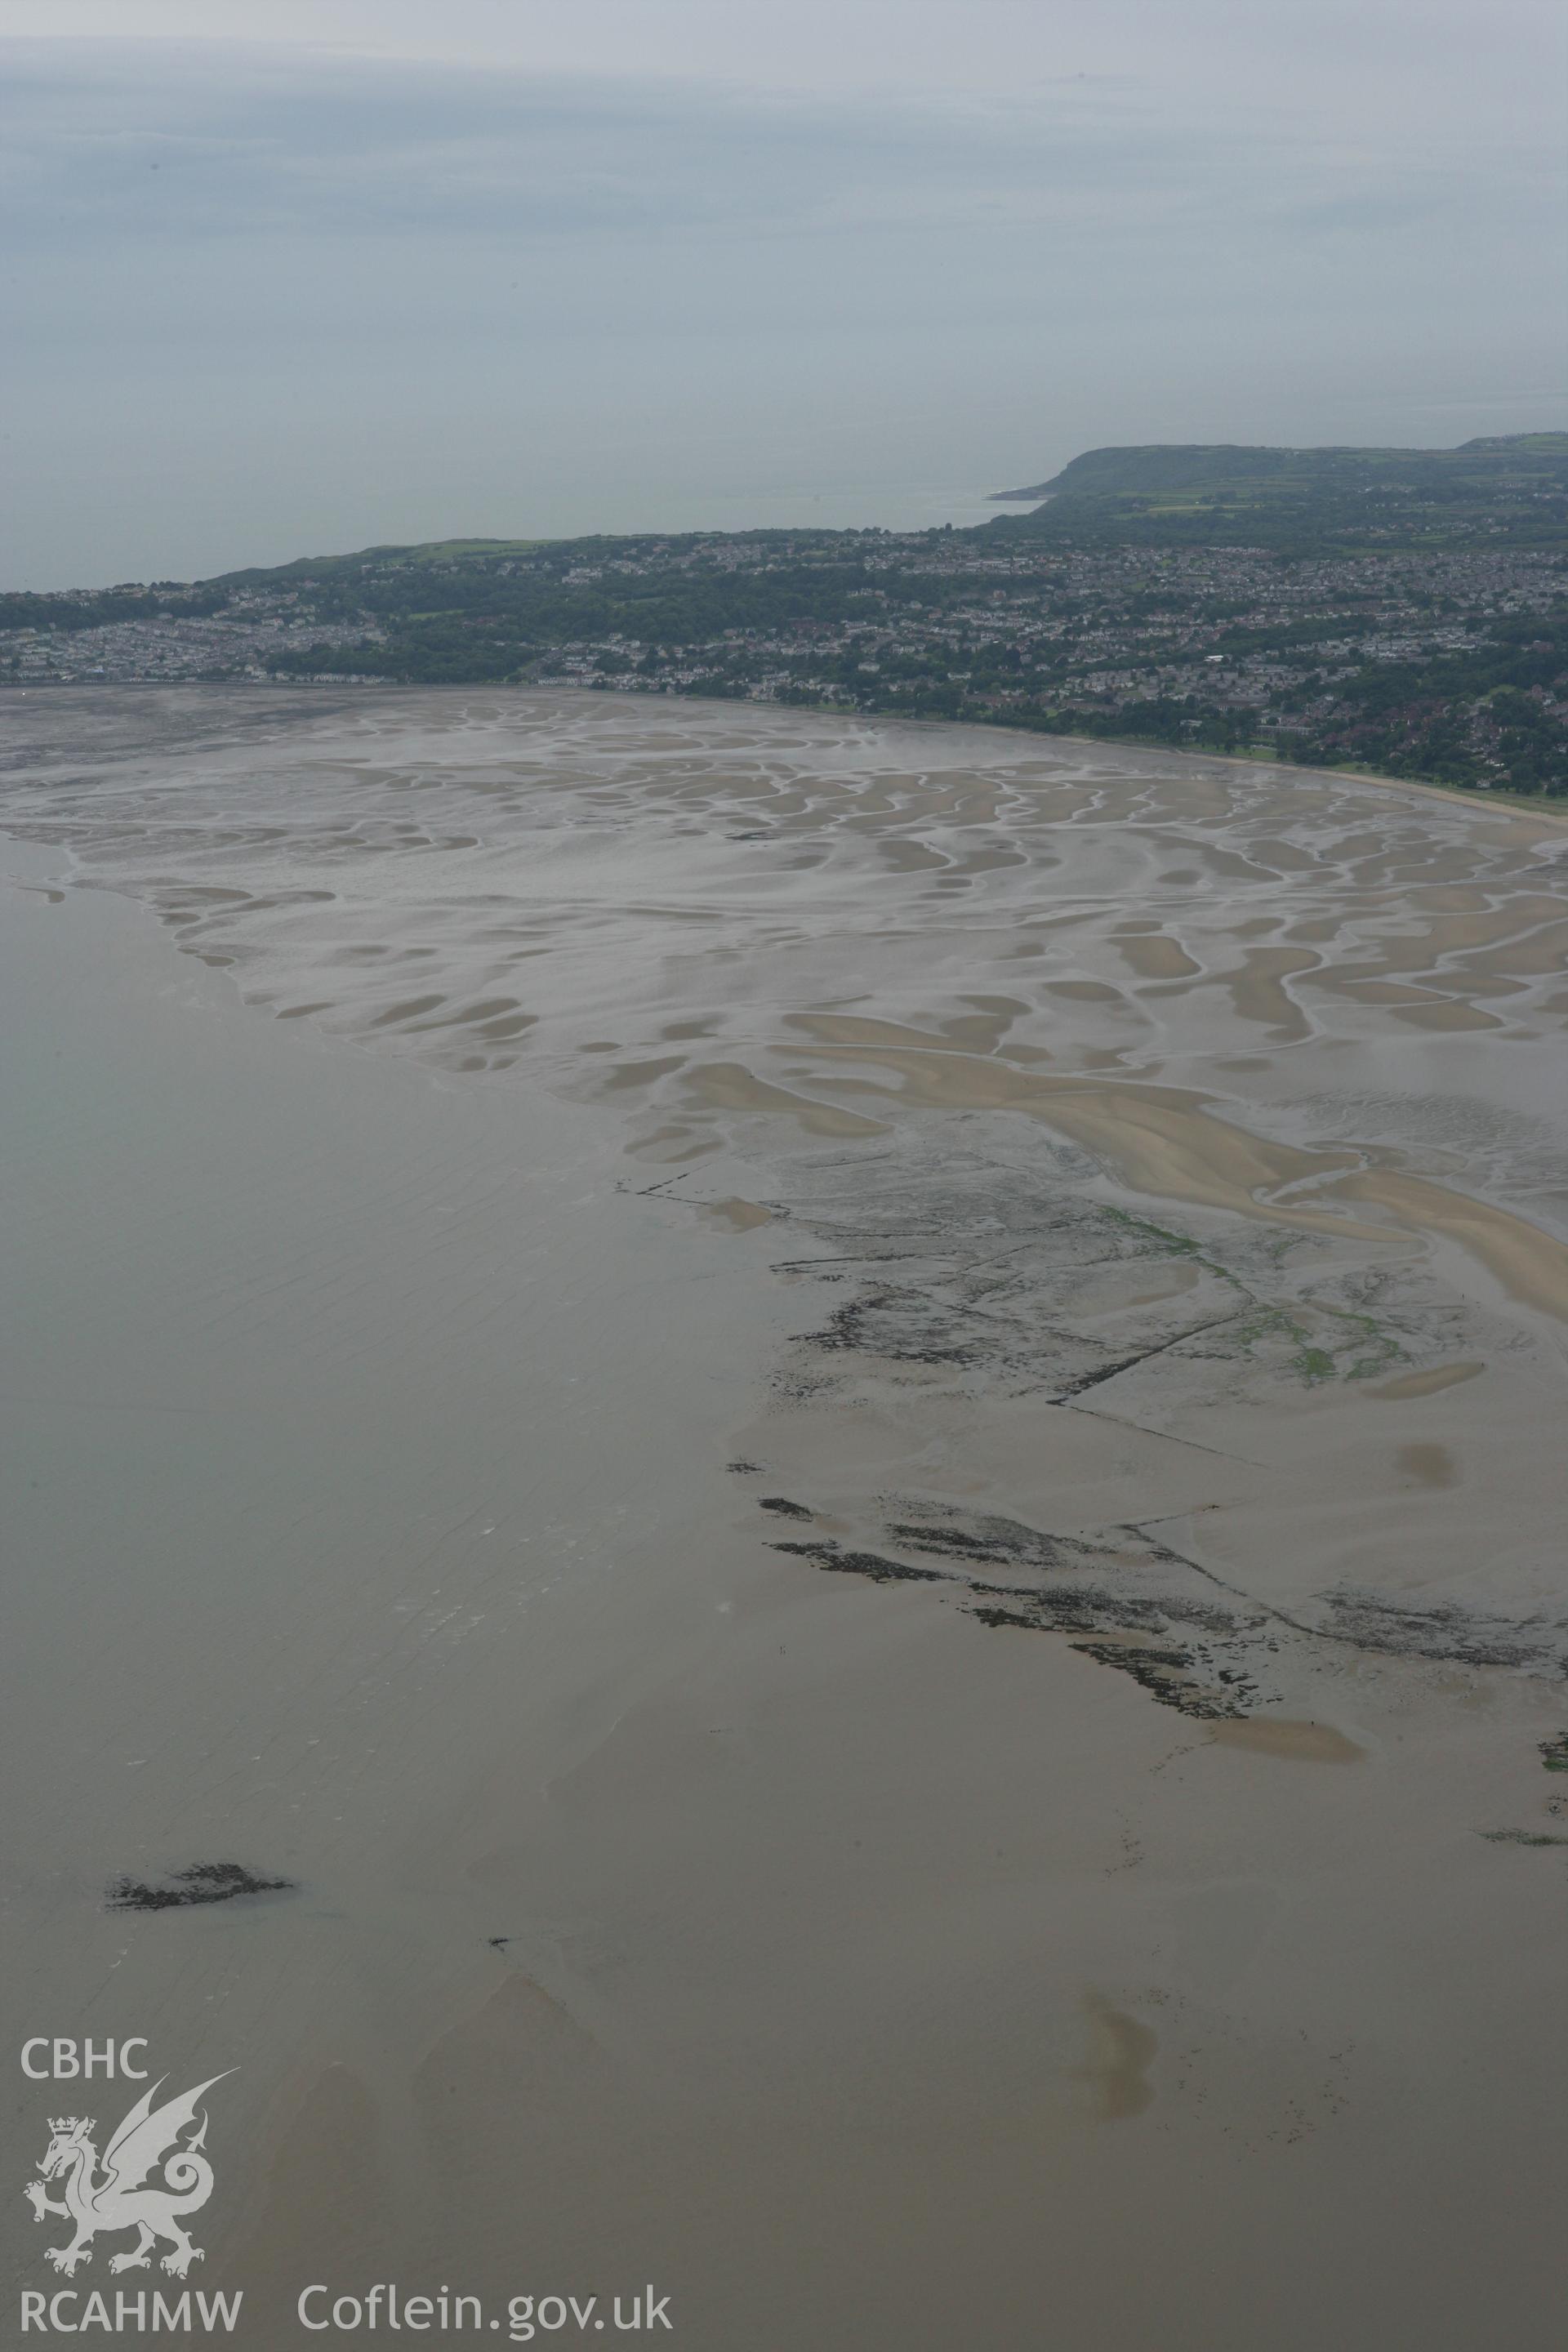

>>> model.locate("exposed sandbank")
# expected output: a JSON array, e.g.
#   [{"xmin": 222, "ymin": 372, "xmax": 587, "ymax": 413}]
[{"xmin": 3, "ymin": 687, "xmax": 1566, "ymax": 2350}]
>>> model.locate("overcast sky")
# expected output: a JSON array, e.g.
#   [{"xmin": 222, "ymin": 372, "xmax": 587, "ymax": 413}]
[{"xmin": 3, "ymin": 0, "xmax": 1563, "ymax": 586}]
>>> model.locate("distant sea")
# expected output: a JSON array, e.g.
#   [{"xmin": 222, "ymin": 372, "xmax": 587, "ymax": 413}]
[{"xmin": 595, "ymin": 481, "xmax": 1011, "ymax": 536}]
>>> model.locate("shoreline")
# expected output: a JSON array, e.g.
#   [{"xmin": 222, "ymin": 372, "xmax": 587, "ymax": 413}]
[
  {"xmin": 6, "ymin": 673, "xmax": 1566, "ymax": 830},
  {"xmin": 768, "ymin": 695, "xmax": 1568, "ymax": 829}
]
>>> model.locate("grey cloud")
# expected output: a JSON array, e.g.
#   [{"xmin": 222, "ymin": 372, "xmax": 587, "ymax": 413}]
[{"xmin": 8, "ymin": 37, "xmax": 1532, "ymax": 252}]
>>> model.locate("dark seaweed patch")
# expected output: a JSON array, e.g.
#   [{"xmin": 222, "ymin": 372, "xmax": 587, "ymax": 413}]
[
  {"xmin": 808, "ymin": 1290, "xmax": 980, "ymax": 1369},
  {"xmin": 1067, "ymin": 1642, "xmax": 1250, "ymax": 1720},
  {"xmin": 757, "ymin": 1495, "xmax": 813, "ymax": 1520},
  {"xmin": 883, "ymin": 1516, "xmax": 1076, "ymax": 1570},
  {"xmin": 964, "ymin": 1584, "xmax": 1167, "ymax": 1635},
  {"xmin": 770, "ymin": 1540, "xmax": 950, "ymax": 1585},
  {"xmin": 108, "ymin": 1862, "xmax": 295, "ymax": 1913},
  {"xmin": 1317, "ymin": 1591, "xmax": 1565, "ymax": 1672}
]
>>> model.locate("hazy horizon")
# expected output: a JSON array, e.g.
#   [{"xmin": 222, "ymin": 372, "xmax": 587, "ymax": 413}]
[{"xmin": 3, "ymin": 0, "xmax": 1564, "ymax": 589}]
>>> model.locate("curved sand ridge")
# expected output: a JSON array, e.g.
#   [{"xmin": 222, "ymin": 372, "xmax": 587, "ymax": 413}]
[{"xmin": 771, "ymin": 1013, "xmax": 1568, "ymax": 1318}]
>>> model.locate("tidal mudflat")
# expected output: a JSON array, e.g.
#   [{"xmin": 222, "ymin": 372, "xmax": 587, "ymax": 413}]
[{"xmin": 3, "ymin": 685, "xmax": 1566, "ymax": 2347}]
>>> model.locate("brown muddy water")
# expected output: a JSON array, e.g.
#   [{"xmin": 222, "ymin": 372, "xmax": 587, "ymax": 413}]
[{"xmin": 2, "ymin": 686, "xmax": 1566, "ymax": 2349}]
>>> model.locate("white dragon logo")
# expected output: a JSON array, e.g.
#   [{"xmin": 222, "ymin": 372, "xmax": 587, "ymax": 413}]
[{"xmin": 24, "ymin": 2074, "xmax": 234, "ymax": 2279}]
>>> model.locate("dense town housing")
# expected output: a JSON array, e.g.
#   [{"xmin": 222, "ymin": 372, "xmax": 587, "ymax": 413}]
[{"xmin": 7, "ymin": 437, "xmax": 1566, "ymax": 796}]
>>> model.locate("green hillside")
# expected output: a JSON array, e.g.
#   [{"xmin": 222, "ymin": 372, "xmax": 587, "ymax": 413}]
[
  {"xmin": 991, "ymin": 434, "xmax": 1568, "ymax": 552},
  {"xmin": 216, "ymin": 537, "xmax": 547, "ymax": 587}
]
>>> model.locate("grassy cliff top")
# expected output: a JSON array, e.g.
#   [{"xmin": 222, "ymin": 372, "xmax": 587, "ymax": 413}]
[{"xmin": 990, "ymin": 434, "xmax": 1568, "ymax": 550}]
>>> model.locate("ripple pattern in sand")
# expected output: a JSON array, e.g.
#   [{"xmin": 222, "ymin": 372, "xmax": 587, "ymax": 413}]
[{"xmin": 7, "ymin": 684, "xmax": 1567, "ymax": 1320}]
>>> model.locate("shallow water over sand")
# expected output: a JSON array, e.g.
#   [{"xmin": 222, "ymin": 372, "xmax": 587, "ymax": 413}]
[{"xmin": 3, "ymin": 688, "xmax": 1566, "ymax": 2349}]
